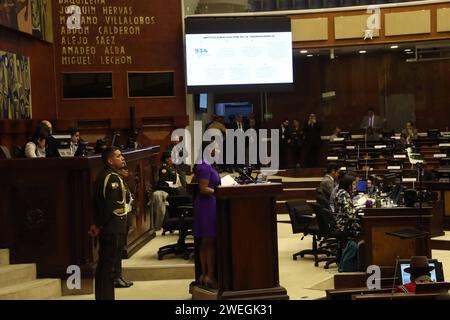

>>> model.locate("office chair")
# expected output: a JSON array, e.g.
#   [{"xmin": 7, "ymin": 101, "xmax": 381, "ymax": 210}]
[
  {"xmin": 286, "ymin": 199, "xmax": 332, "ymax": 266},
  {"xmin": 311, "ymin": 203, "xmax": 348, "ymax": 269},
  {"xmin": 157, "ymin": 195, "xmax": 194, "ymax": 260},
  {"xmin": 0, "ymin": 145, "xmax": 12, "ymax": 159},
  {"xmin": 440, "ymin": 158, "xmax": 450, "ymax": 168},
  {"xmin": 12, "ymin": 145, "xmax": 24, "ymax": 158},
  {"xmin": 316, "ymin": 191, "xmax": 332, "ymax": 214}
]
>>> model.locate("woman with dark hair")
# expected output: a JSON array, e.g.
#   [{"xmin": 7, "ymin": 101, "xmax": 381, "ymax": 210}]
[
  {"xmin": 334, "ymin": 174, "xmax": 361, "ymax": 237},
  {"xmin": 193, "ymin": 141, "xmax": 221, "ymax": 289},
  {"xmin": 24, "ymin": 124, "xmax": 49, "ymax": 158}
]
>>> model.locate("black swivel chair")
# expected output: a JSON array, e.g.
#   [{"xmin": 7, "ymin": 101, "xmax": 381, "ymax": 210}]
[
  {"xmin": 157, "ymin": 195, "xmax": 195, "ymax": 260},
  {"xmin": 311, "ymin": 202, "xmax": 348, "ymax": 269},
  {"xmin": 286, "ymin": 199, "xmax": 332, "ymax": 266},
  {"xmin": 12, "ymin": 145, "xmax": 24, "ymax": 158},
  {"xmin": 0, "ymin": 145, "xmax": 12, "ymax": 159}
]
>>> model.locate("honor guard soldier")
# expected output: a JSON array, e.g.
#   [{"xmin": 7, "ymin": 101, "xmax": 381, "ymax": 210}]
[
  {"xmin": 88, "ymin": 147, "xmax": 131, "ymax": 300},
  {"xmin": 159, "ymin": 151, "xmax": 178, "ymax": 184},
  {"xmin": 114, "ymin": 166, "xmax": 134, "ymax": 288},
  {"xmin": 156, "ymin": 151, "xmax": 184, "ymax": 196}
]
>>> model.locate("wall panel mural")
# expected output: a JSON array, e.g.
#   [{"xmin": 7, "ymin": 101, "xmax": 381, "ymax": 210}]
[
  {"xmin": 0, "ymin": 50, "xmax": 32, "ymax": 119},
  {"xmin": 0, "ymin": 0, "xmax": 53, "ymax": 42}
]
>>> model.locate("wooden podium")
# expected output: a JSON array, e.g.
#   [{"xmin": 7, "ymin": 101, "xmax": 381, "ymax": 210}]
[
  {"xmin": 191, "ymin": 183, "xmax": 289, "ymax": 300},
  {"xmin": 362, "ymin": 207, "xmax": 433, "ymax": 267}
]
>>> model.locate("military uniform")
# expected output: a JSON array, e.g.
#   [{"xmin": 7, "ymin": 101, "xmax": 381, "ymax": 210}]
[
  {"xmin": 93, "ymin": 168, "xmax": 131, "ymax": 300},
  {"xmin": 158, "ymin": 162, "xmax": 177, "ymax": 185},
  {"xmin": 113, "ymin": 179, "xmax": 134, "ymax": 285}
]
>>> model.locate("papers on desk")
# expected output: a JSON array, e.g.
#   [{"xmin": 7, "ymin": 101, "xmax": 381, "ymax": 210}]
[
  {"xmin": 394, "ymin": 154, "xmax": 406, "ymax": 159},
  {"xmin": 333, "ymin": 137, "xmax": 345, "ymax": 142},
  {"xmin": 439, "ymin": 143, "xmax": 450, "ymax": 147},
  {"xmin": 402, "ymin": 177, "xmax": 417, "ymax": 182},
  {"xmin": 221, "ymin": 175, "xmax": 239, "ymax": 187},
  {"xmin": 353, "ymin": 195, "xmax": 372, "ymax": 208},
  {"xmin": 346, "ymin": 146, "xmax": 356, "ymax": 150},
  {"xmin": 327, "ymin": 156, "xmax": 339, "ymax": 160},
  {"xmin": 434, "ymin": 154, "xmax": 447, "ymax": 158},
  {"xmin": 374, "ymin": 145, "xmax": 387, "ymax": 149},
  {"xmin": 387, "ymin": 166, "xmax": 401, "ymax": 170}
]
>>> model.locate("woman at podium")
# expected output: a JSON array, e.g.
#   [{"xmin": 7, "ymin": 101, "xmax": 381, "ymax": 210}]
[{"xmin": 193, "ymin": 142, "xmax": 221, "ymax": 289}]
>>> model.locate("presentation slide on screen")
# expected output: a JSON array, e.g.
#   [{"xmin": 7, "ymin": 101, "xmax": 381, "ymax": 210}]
[{"xmin": 186, "ymin": 32, "xmax": 293, "ymax": 86}]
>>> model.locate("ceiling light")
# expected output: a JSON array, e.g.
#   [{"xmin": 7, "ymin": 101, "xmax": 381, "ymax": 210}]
[
  {"xmin": 300, "ymin": 50, "xmax": 308, "ymax": 54},
  {"xmin": 391, "ymin": 45, "xmax": 399, "ymax": 49},
  {"xmin": 359, "ymin": 50, "xmax": 367, "ymax": 54},
  {"xmin": 404, "ymin": 49, "xmax": 412, "ymax": 52},
  {"xmin": 307, "ymin": 54, "xmax": 313, "ymax": 57}
]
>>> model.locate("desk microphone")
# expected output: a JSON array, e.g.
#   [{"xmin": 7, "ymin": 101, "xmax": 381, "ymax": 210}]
[
  {"xmin": 390, "ymin": 255, "xmax": 401, "ymax": 300},
  {"xmin": 236, "ymin": 167, "xmax": 255, "ymax": 184}
]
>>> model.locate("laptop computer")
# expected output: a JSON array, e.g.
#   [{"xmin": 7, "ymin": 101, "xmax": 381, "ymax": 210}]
[{"xmin": 397, "ymin": 259, "xmax": 444, "ymax": 285}]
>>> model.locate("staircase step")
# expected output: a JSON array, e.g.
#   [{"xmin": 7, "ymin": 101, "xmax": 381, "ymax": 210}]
[
  {"xmin": 0, "ymin": 249, "xmax": 9, "ymax": 265},
  {"xmin": 0, "ymin": 279, "xmax": 61, "ymax": 300},
  {"xmin": 123, "ymin": 264, "xmax": 194, "ymax": 281},
  {"xmin": 0, "ymin": 264, "xmax": 36, "ymax": 288}
]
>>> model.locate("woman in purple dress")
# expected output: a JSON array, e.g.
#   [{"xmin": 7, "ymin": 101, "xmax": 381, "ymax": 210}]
[{"xmin": 194, "ymin": 142, "xmax": 221, "ymax": 289}]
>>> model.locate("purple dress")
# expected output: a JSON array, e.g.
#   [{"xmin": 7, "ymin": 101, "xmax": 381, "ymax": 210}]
[{"xmin": 194, "ymin": 161, "xmax": 221, "ymax": 238}]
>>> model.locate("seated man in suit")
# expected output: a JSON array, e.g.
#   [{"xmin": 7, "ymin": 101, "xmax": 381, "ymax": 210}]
[
  {"xmin": 396, "ymin": 256, "xmax": 435, "ymax": 293},
  {"xmin": 68, "ymin": 127, "xmax": 80, "ymax": 156},
  {"xmin": 166, "ymin": 135, "xmax": 188, "ymax": 188},
  {"xmin": 40, "ymin": 120, "xmax": 60, "ymax": 157},
  {"xmin": 360, "ymin": 108, "xmax": 383, "ymax": 141}
]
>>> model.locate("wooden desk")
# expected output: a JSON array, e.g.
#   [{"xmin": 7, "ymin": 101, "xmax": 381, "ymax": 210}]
[
  {"xmin": 0, "ymin": 146, "xmax": 159, "ymax": 293},
  {"xmin": 362, "ymin": 207, "xmax": 432, "ymax": 268}
]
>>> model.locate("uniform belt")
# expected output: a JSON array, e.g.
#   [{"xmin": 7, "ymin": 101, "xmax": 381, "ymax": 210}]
[{"xmin": 112, "ymin": 215, "xmax": 127, "ymax": 220}]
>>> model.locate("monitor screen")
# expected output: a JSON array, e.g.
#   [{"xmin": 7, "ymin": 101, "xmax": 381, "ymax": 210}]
[
  {"xmin": 185, "ymin": 16, "xmax": 293, "ymax": 93},
  {"xmin": 356, "ymin": 180, "xmax": 368, "ymax": 193},
  {"xmin": 51, "ymin": 134, "xmax": 71, "ymax": 157},
  {"xmin": 398, "ymin": 259, "xmax": 444, "ymax": 285},
  {"xmin": 62, "ymin": 73, "xmax": 112, "ymax": 99},
  {"xmin": 199, "ymin": 93, "xmax": 208, "ymax": 112},
  {"xmin": 111, "ymin": 133, "xmax": 121, "ymax": 148},
  {"xmin": 52, "ymin": 134, "xmax": 71, "ymax": 149}
]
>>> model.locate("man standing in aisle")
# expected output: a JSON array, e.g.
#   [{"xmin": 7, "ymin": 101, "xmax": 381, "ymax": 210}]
[{"xmin": 360, "ymin": 108, "xmax": 383, "ymax": 141}]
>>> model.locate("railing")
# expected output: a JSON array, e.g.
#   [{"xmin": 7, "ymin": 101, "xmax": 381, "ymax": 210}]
[{"xmin": 249, "ymin": 0, "xmax": 425, "ymax": 11}]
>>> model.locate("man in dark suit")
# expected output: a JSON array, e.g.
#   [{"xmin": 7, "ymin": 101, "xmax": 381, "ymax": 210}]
[
  {"xmin": 89, "ymin": 147, "xmax": 131, "ymax": 300},
  {"xmin": 230, "ymin": 114, "xmax": 248, "ymax": 169},
  {"xmin": 39, "ymin": 120, "xmax": 59, "ymax": 157},
  {"xmin": 303, "ymin": 113, "xmax": 321, "ymax": 168},
  {"xmin": 280, "ymin": 119, "xmax": 291, "ymax": 169},
  {"xmin": 230, "ymin": 113, "xmax": 247, "ymax": 131},
  {"xmin": 360, "ymin": 108, "xmax": 383, "ymax": 141}
]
